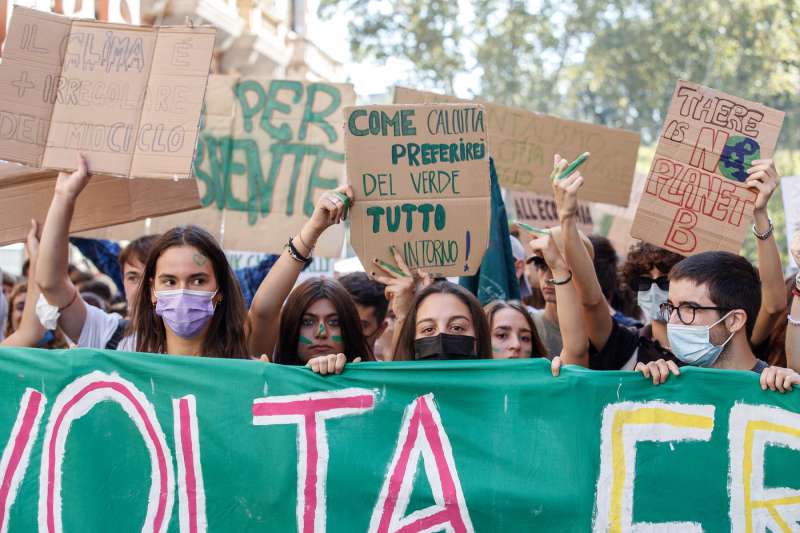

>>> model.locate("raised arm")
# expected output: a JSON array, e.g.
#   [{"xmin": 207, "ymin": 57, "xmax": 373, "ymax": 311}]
[
  {"xmin": 529, "ymin": 232, "xmax": 589, "ymax": 367},
  {"xmin": 746, "ymin": 159, "xmax": 787, "ymax": 345},
  {"xmin": 2, "ymin": 221, "xmax": 46, "ymax": 347},
  {"xmin": 552, "ymin": 155, "xmax": 614, "ymax": 351},
  {"xmin": 787, "ymin": 232, "xmax": 800, "ymax": 372},
  {"xmin": 247, "ymin": 186, "xmax": 352, "ymax": 358},
  {"xmin": 35, "ymin": 156, "xmax": 90, "ymax": 342}
]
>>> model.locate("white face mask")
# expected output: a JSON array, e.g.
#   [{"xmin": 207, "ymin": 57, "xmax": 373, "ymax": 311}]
[
  {"xmin": 637, "ymin": 285, "xmax": 670, "ymax": 324},
  {"xmin": 667, "ymin": 311, "xmax": 735, "ymax": 367}
]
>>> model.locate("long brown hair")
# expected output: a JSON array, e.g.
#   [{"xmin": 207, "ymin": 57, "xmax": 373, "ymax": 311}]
[
  {"xmin": 394, "ymin": 281, "xmax": 491, "ymax": 361},
  {"xmin": 484, "ymin": 300, "xmax": 546, "ymax": 357},
  {"xmin": 274, "ymin": 277, "xmax": 371, "ymax": 365},
  {"xmin": 131, "ymin": 225, "xmax": 249, "ymax": 358}
]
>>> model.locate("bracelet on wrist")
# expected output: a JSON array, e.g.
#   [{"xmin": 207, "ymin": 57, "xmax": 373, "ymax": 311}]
[
  {"xmin": 546, "ymin": 270, "xmax": 573, "ymax": 286},
  {"xmin": 788, "ymin": 315, "xmax": 800, "ymax": 327},
  {"xmin": 286, "ymin": 237, "xmax": 312, "ymax": 265},
  {"xmin": 752, "ymin": 217, "xmax": 774, "ymax": 240}
]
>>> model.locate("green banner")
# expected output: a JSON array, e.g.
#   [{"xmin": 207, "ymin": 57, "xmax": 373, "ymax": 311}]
[{"xmin": 0, "ymin": 347, "xmax": 798, "ymax": 532}]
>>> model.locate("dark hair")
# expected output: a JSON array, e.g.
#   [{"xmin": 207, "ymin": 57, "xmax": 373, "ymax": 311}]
[
  {"xmin": 70, "ymin": 269, "xmax": 94, "ymax": 286},
  {"xmin": 621, "ymin": 242, "xmax": 684, "ymax": 289},
  {"xmin": 5, "ymin": 282, "xmax": 26, "ymax": 337},
  {"xmin": 394, "ymin": 281, "xmax": 491, "ymax": 361},
  {"xmin": 589, "ymin": 235, "xmax": 619, "ymax": 300},
  {"xmin": 119, "ymin": 234, "xmax": 160, "ymax": 271},
  {"xmin": 669, "ymin": 251, "xmax": 761, "ymax": 338},
  {"xmin": 754, "ymin": 275, "xmax": 794, "ymax": 367},
  {"xmin": 484, "ymin": 300, "xmax": 547, "ymax": 357},
  {"xmin": 274, "ymin": 277, "xmax": 372, "ymax": 365},
  {"xmin": 338, "ymin": 272, "xmax": 389, "ymax": 323},
  {"xmin": 131, "ymin": 225, "xmax": 249, "ymax": 358},
  {"xmin": 6, "ymin": 282, "xmax": 68, "ymax": 348},
  {"xmin": 79, "ymin": 279, "xmax": 113, "ymax": 303}
]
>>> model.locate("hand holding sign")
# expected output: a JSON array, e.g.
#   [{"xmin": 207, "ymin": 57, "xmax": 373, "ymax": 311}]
[
  {"xmin": 744, "ymin": 159, "xmax": 779, "ymax": 212},
  {"xmin": 53, "ymin": 154, "xmax": 89, "ymax": 200},
  {"xmin": 307, "ymin": 185, "xmax": 353, "ymax": 236},
  {"xmin": 373, "ymin": 246, "xmax": 432, "ymax": 324}
]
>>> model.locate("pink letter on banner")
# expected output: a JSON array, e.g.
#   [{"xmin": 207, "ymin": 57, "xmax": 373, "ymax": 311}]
[
  {"xmin": 173, "ymin": 395, "xmax": 207, "ymax": 533},
  {"xmin": 368, "ymin": 394, "xmax": 474, "ymax": 533},
  {"xmin": 252, "ymin": 387, "xmax": 376, "ymax": 533},
  {"xmin": 38, "ymin": 371, "xmax": 174, "ymax": 533},
  {"xmin": 0, "ymin": 388, "xmax": 46, "ymax": 533}
]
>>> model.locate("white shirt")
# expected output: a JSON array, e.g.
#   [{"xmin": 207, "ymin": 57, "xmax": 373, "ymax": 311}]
[{"xmin": 78, "ymin": 304, "xmax": 136, "ymax": 351}]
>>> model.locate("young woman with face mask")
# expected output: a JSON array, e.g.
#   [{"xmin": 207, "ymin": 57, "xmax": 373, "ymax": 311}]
[
  {"xmin": 35, "ymin": 155, "xmax": 349, "ymax": 357},
  {"xmin": 272, "ymin": 277, "xmax": 371, "ymax": 370}
]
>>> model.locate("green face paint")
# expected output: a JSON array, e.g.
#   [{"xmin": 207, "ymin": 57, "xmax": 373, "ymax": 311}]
[
  {"xmin": 375, "ymin": 258, "xmax": 407, "ymax": 277},
  {"xmin": 492, "ymin": 345, "xmax": 504, "ymax": 354},
  {"xmin": 318, "ymin": 322, "xmax": 326, "ymax": 336},
  {"xmin": 331, "ymin": 335, "xmax": 344, "ymax": 343},
  {"xmin": 299, "ymin": 335, "xmax": 313, "ymax": 345}
]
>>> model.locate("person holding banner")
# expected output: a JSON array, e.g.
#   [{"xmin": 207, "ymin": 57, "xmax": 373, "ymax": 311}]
[{"xmin": 34, "ymin": 155, "xmax": 350, "ymax": 358}]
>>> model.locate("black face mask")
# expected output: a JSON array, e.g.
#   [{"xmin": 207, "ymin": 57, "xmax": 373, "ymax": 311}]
[{"xmin": 414, "ymin": 333, "xmax": 477, "ymax": 360}]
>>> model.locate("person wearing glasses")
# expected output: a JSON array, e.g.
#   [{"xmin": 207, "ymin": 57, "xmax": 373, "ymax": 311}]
[
  {"xmin": 552, "ymin": 154, "xmax": 789, "ymax": 375},
  {"xmin": 638, "ymin": 251, "xmax": 800, "ymax": 391}
]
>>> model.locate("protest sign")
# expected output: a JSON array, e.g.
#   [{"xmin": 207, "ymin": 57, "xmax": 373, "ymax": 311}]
[
  {"xmin": 394, "ymin": 87, "xmax": 641, "ymax": 206},
  {"xmin": 0, "ymin": 6, "xmax": 215, "ymax": 179},
  {"xmin": 0, "ymin": 347, "xmax": 798, "ymax": 532},
  {"xmin": 0, "ymin": 171, "xmax": 200, "ymax": 246},
  {"xmin": 344, "ymin": 103, "xmax": 490, "ymax": 277},
  {"xmin": 511, "ymin": 190, "xmax": 594, "ymax": 235},
  {"xmin": 96, "ymin": 77, "xmax": 356, "ymax": 256},
  {"xmin": 781, "ymin": 176, "xmax": 800, "ymax": 269},
  {"xmin": 631, "ymin": 80, "xmax": 785, "ymax": 255}
]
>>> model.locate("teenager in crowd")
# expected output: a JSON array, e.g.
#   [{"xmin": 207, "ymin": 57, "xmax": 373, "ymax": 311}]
[
  {"xmin": 524, "ymin": 226, "xmax": 593, "ymax": 358},
  {"xmin": 634, "ymin": 251, "xmax": 800, "ymax": 391},
  {"xmin": 72, "ymin": 234, "xmax": 283, "ymax": 308},
  {"xmin": 272, "ymin": 277, "xmax": 371, "ymax": 372},
  {"xmin": 338, "ymin": 272, "xmax": 389, "ymax": 356},
  {"xmin": 485, "ymin": 300, "xmax": 546, "ymax": 359},
  {"xmin": 554, "ymin": 155, "xmax": 788, "ymax": 371},
  {"xmin": 589, "ymin": 235, "xmax": 640, "ymax": 328},
  {"xmin": 35, "ymin": 155, "xmax": 349, "ymax": 358}
]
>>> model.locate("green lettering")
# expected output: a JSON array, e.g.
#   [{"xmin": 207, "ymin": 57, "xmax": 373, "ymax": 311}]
[
  {"xmin": 261, "ymin": 80, "xmax": 303, "ymax": 141},
  {"xmin": 235, "ymin": 80, "xmax": 265, "ymax": 133},
  {"xmin": 367, "ymin": 206, "xmax": 384, "ymax": 233},
  {"xmin": 418, "ymin": 203, "xmax": 434, "ymax": 232},
  {"xmin": 348, "ymin": 109, "xmax": 369, "ymax": 136},
  {"xmin": 299, "ymin": 83, "xmax": 340, "ymax": 143},
  {"xmin": 434, "ymin": 204, "xmax": 446, "ymax": 230},
  {"xmin": 401, "ymin": 203, "xmax": 417, "ymax": 232}
]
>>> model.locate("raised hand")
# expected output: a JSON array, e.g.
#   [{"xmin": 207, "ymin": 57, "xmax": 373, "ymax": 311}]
[
  {"xmin": 306, "ymin": 185, "xmax": 354, "ymax": 237},
  {"xmin": 745, "ymin": 159, "xmax": 779, "ymax": 212},
  {"xmin": 54, "ymin": 154, "xmax": 90, "ymax": 200},
  {"xmin": 551, "ymin": 154, "xmax": 585, "ymax": 222}
]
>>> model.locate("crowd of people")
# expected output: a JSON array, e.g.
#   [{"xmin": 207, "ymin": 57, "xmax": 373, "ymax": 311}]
[{"xmin": 1, "ymin": 152, "xmax": 799, "ymax": 394}]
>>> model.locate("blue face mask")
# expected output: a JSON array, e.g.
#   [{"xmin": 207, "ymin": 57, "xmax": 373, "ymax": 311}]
[
  {"xmin": 667, "ymin": 311, "xmax": 734, "ymax": 367},
  {"xmin": 637, "ymin": 286, "xmax": 670, "ymax": 324}
]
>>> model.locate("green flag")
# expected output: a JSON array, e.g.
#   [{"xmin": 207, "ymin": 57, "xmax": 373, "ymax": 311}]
[{"xmin": 460, "ymin": 157, "xmax": 520, "ymax": 304}]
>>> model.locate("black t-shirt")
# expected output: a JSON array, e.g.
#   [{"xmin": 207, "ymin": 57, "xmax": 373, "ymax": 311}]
[
  {"xmin": 751, "ymin": 359, "xmax": 769, "ymax": 374},
  {"xmin": 589, "ymin": 320, "xmax": 679, "ymax": 370}
]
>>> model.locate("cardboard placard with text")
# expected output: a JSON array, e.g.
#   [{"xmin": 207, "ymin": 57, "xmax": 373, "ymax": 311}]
[
  {"xmin": 0, "ymin": 6, "xmax": 215, "ymax": 179},
  {"xmin": 511, "ymin": 190, "xmax": 594, "ymax": 236},
  {"xmin": 87, "ymin": 77, "xmax": 357, "ymax": 256},
  {"xmin": 631, "ymin": 80, "xmax": 785, "ymax": 255},
  {"xmin": 393, "ymin": 87, "xmax": 640, "ymax": 206},
  {"xmin": 345, "ymin": 103, "xmax": 490, "ymax": 277}
]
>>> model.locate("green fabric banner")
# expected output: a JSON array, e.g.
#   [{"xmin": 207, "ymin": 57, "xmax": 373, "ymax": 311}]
[{"xmin": 0, "ymin": 347, "xmax": 798, "ymax": 532}]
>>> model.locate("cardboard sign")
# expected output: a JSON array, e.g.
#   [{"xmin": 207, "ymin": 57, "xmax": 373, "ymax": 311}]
[
  {"xmin": 781, "ymin": 176, "xmax": 800, "ymax": 269},
  {"xmin": 631, "ymin": 80, "xmax": 785, "ymax": 255},
  {"xmin": 1, "ymin": 348, "xmax": 800, "ymax": 531},
  {"xmin": 91, "ymin": 77, "xmax": 356, "ymax": 256},
  {"xmin": 345, "ymin": 103, "xmax": 490, "ymax": 277},
  {"xmin": 511, "ymin": 190, "xmax": 594, "ymax": 235},
  {"xmin": 393, "ymin": 87, "xmax": 641, "ymax": 206},
  {"xmin": 0, "ymin": 6, "xmax": 215, "ymax": 178},
  {"xmin": 0, "ymin": 171, "xmax": 200, "ymax": 246}
]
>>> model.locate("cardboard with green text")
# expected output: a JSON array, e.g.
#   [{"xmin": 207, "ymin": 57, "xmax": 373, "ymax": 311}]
[{"xmin": 345, "ymin": 103, "xmax": 490, "ymax": 277}]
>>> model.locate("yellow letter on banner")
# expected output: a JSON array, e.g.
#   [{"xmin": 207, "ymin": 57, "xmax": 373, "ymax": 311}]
[
  {"xmin": 728, "ymin": 404, "xmax": 800, "ymax": 533},
  {"xmin": 593, "ymin": 401, "xmax": 715, "ymax": 533}
]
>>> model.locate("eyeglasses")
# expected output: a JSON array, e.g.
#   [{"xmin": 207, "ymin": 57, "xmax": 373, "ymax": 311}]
[
  {"xmin": 636, "ymin": 275, "xmax": 669, "ymax": 292},
  {"xmin": 526, "ymin": 256, "xmax": 548, "ymax": 270},
  {"xmin": 658, "ymin": 302, "xmax": 730, "ymax": 325}
]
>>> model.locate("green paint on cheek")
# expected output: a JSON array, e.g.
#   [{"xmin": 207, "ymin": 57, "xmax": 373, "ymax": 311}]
[
  {"xmin": 331, "ymin": 335, "xmax": 344, "ymax": 343},
  {"xmin": 492, "ymin": 345, "xmax": 504, "ymax": 354},
  {"xmin": 299, "ymin": 336, "xmax": 313, "ymax": 345}
]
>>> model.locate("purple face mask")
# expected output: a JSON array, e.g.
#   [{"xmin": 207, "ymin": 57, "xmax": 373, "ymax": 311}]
[{"xmin": 155, "ymin": 289, "xmax": 217, "ymax": 339}]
